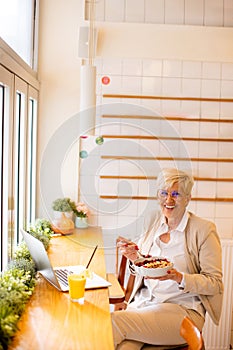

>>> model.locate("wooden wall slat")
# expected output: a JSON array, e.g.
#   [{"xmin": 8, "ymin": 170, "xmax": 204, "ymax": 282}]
[
  {"xmin": 100, "ymin": 175, "xmax": 233, "ymax": 182},
  {"xmin": 103, "ymin": 94, "xmax": 233, "ymax": 103},
  {"xmin": 102, "ymin": 115, "xmax": 233, "ymax": 123},
  {"xmin": 100, "ymin": 195, "xmax": 233, "ymax": 202},
  {"xmin": 102, "ymin": 135, "xmax": 233, "ymax": 143},
  {"xmin": 101, "ymin": 155, "xmax": 233, "ymax": 163}
]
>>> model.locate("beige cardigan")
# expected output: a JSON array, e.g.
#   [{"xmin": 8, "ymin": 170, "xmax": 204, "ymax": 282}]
[{"xmin": 128, "ymin": 210, "xmax": 224, "ymax": 325}]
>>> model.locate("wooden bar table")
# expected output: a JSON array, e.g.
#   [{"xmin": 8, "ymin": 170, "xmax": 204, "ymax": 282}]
[{"xmin": 9, "ymin": 227, "xmax": 114, "ymax": 350}]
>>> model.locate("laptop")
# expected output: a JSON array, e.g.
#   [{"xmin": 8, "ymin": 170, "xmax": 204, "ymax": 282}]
[{"xmin": 21, "ymin": 229, "xmax": 111, "ymax": 292}]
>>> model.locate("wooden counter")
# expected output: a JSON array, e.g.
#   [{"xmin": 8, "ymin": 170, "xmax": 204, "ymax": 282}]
[{"xmin": 9, "ymin": 227, "xmax": 114, "ymax": 350}]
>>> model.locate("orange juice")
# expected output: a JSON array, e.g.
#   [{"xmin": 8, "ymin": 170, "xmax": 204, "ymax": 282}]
[{"xmin": 68, "ymin": 274, "xmax": 86, "ymax": 303}]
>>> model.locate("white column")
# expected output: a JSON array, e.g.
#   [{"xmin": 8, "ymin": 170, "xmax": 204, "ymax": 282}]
[{"xmin": 79, "ymin": 64, "xmax": 96, "ymax": 135}]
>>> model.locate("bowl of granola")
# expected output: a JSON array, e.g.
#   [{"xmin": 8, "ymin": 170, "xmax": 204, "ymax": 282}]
[{"xmin": 134, "ymin": 256, "xmax": 173, "ymax": 277}]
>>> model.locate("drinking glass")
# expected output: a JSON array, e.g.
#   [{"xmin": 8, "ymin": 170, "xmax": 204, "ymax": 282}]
[{"xmin": 68, "ymin": 274, "xmax": 86, "ymax": 304}]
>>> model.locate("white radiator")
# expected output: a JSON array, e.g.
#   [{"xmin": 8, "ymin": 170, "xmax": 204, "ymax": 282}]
[{"xmin": 203, "ymin": 239, "xmax": 233, "ymax": 350}]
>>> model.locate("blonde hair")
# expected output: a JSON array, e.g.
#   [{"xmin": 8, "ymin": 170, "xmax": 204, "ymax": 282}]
[{"xmin": 156, "ymin": 168, "xmax": 194, "ymax": 196}]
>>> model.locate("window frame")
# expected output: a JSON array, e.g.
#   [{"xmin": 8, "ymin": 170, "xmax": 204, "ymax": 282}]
[
  {"xmin": 0, "ymin": 65, "xmax": 14, "ymax": 269},
  {"xmin": 27, "ymin": 86, "xmax": 38, "ymax": 228},
  {"xmin": 0, "ymin": 37, "xmax": 39, "ymax": 270}
]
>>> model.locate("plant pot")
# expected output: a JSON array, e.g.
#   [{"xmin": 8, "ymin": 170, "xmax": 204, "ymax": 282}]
[
  {"xmin": 75, "ymin": 217, "xmax": 88, "ymax": 229},
  {"xmin": 52, "ymin": 212, "xmax": 74, "ymax": 234},
  {"xmin": 53, "ymin": 211, "xmax": 73, "ymax": 220}
]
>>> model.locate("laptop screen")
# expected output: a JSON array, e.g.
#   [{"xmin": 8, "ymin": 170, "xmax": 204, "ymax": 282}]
[{"xmin": 20, "ymin": 229, "xmax": 61, "ymax": 290}]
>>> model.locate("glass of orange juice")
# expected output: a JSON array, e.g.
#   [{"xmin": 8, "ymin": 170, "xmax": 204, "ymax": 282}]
[{"xmin": 68, "ymin": 273, "xmax": 86, "ymax": 304}]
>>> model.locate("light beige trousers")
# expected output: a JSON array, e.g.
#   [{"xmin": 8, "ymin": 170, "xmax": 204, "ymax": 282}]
[{"xmin": 111, "ymin": 303, "xmax": 205, "ymax": 350}]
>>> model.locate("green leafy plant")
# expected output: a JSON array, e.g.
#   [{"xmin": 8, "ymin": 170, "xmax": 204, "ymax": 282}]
[
  {"xmin": 0, "ymin": 219, "xmax": 53, "ymax": 350},
  {"xmin": 52, "ymin": 197, "xmax": 75, "ymax": 212},
  {"xmin": 28, "ymin": 218, "xmax": 54, "ymax": 250}
]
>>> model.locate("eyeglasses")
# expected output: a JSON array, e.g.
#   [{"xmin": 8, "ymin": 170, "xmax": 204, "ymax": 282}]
[{"xmin": 157, "ymin": 189, "xmax": 183, "ymax": 200}]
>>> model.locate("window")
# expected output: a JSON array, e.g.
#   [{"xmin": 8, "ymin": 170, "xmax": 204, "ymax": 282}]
[
  {"xmin": 14, "ymin": 79, "xmax": 27, "ymax": 243},
  {"xmin": 0, "ymin": 84, "xmax": 4, "ymax": 268},
  {"xmin": 0, "ymin": 0, "xmax": 39, "ymax": 269},
  {"xmin": 0, "ymin": 64, "xmax": 38, "ymax": 271},
  {"xmin": 27, "ymin": 88, "xmax": 38, "ymax": 227},
  {"xmin": 0, "ymin": 65, "xmax": 14, "ymax": 268},
  {"xmin": 0, "ymin": 0, "xmax": 38, "ymax": 68}
]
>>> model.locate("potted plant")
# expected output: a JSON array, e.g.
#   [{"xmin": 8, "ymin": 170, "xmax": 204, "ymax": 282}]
[
  {"xmin": 71, "ymin": 202, "xmax": 89, "ymax": 229},
  {"xmin": 51, "ymin": 198, "xmax": 75, "ymax": 234},
  {"xmin": 52, "ymin": 197, "xmax": 75, "ymax": 219}
]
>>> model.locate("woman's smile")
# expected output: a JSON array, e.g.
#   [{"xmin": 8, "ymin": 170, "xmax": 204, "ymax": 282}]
[{"xmin": 158, "ymin": 183, "xmax": 189, "ymax": 224}]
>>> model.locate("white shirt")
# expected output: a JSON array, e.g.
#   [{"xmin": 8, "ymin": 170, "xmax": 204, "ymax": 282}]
[{"xmin": 129, "ymin": 211, "xmax": 205, "ymax": 317}]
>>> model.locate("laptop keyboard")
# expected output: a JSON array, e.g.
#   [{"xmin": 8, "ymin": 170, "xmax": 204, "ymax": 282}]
[{"xmin": 55, "ymin": 269, "xmax": 73, "ymax": 287}]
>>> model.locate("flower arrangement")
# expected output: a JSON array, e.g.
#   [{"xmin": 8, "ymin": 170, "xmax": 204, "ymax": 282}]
[
  {"xmin": 71, "ymin": 202, "xmax": 89, "ymax": 218},
  {"xmin": 0, "ymin": 219, "xmax": 54, "ymax": 350}
]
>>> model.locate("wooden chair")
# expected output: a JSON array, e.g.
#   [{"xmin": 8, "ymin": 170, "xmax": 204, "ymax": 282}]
[
  {"xmin": 107, "ymin": 254, "xmax": 126, "ymax": 304},
  {"xmin": 179, "ymin": 316, "xmax": 204, "ymax": 350},
  {"xmin": 142, "ymin": 316, "xmax": 204, "ymax": 350},
  {"xmin": 107, "ymin": 249, "xmax": 135, "ymax": 305}
]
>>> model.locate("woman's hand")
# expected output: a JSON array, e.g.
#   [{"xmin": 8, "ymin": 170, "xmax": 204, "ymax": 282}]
[
  {"xmin": 117, "ymin": 236, "xmax": 139, "ymax": 262},
  {"xmin": 145, "ymin": 268, "xmax": 183, "ymax": 285},
  {"xmin": 114, "ymin": 301, "xmax": 128, "ymax": 311}
]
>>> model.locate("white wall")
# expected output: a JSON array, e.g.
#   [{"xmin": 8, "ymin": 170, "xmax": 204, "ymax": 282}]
[
  {"xmin": 37, "ymin": 1, "xmax": 233, "ymax": 219},
  {"xmin": 37, "ymin": 0, "xmax": 84, "ymax": 219},
  {"xmin": 37, "ymin": 1, "xmax": 233, "ymax": 347},
  {"xmin": 97, "ymin": 22, "xmax": 233, "ymax": 62}
]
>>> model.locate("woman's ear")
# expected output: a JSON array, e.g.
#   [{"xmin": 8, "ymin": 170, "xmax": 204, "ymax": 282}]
[{"xmin": 185, "ymin": 195, "xmax": 191, "ymax": 207}]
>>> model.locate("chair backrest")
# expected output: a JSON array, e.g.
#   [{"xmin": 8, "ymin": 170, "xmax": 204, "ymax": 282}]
[
  {"xmin": 180, "ymin": 317, "xmax": 204, "ymax": 350},
  {"xmin": 116, "ymin": 247, "xmax": 136, "ymax": 300},
  {"xmin": 117, "ymin": 252, "xmax": 127, "ymax": 287}
]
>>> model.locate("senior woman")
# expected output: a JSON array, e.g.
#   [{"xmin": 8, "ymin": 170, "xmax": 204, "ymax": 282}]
[{"xmin": 112, "ymin": 168, "xmax": 223, "ymax": 350}]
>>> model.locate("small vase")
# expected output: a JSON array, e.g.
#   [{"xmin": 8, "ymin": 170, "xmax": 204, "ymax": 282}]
[{"xmin": 75, "ymin": 217, "xmax": 88, "ymax": 229}]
